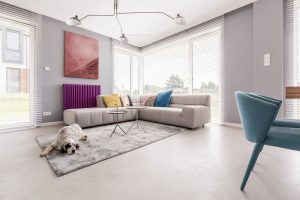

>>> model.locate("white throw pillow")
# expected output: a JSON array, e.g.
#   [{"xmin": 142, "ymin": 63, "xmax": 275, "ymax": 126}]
[{"xmin": 120, "ymin": 95, "xmax": 130, "ymax": 107}]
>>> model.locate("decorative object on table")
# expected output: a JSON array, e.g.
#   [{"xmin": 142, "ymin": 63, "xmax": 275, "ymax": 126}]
[
  {"xmin": 286, "ymin": 86, "xmax": 300, "ymax": 98},
  {"xmin": 235, "ymin": 91, "xmax": 300, "ymax": 191},
  {"xmin": 102, "ymin": 94, "xmax": 122, "ymax": 107},
  {"xmin": 142, "ymin": 96, "xmax": 157, "ymax": 107},
  {"xmin": 35, "ymin": 121, "xmax": 187, "ymax": 176},
  {"xmin": 154, "ymin": 90, "xmax": 173, "ymax": 107},
  {"xmin": 65, "ymin": 0, "xmax": 186, "ymax": 44},
  {"xmin": 126, "ymin": 106, "xmax": 146, "ymax": 133},
  {"xmin": 107, "ymin": 105, "xmax": 127, "ymax": 138},
  {"xmin": 64, "ymin": 31, "xmax": 99, "ymax": 79},
  {"xmin": 63, "ymin": 84, "xmax": 101, "ymax": 110}
]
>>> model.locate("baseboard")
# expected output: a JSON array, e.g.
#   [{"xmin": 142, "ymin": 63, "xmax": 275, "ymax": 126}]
[
  {"xmin": 37, "ymin": 121, "xmax": 64, "ymax": 127},
  {"xmin": 220, "ymin": 122, "xmax": 242, "ymax": 128}
]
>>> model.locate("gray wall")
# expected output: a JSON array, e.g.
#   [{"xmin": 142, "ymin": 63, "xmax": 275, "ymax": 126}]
[
  {"xmin": 224, "ymin": 4, "xmax": 253, "ymax": 123},
  {"xmin": 252, "ymin": 0, "xmax": 284, "ymax": 113},
  {"xmin": 224, "ymin": 0, "xmax": 284, "ymax": 123},
  {"xmin": 41, "ymin": 16, "xmax": 113, "ymax": 123}
]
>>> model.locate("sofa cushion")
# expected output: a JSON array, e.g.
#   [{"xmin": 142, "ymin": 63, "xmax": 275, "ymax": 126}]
[
  {"xmin": 154, "ymin": 90, "xmax": 173, "ymax": 107},
  {"xmin": 102, "ymin": 94, "xmax": 122, "ymax": 107},
  {"xmin": 143, "ymin": 96, "xmax": 157, "ymax": 106},
  {"xmin": 120, "ymin": 95, "xmax": 130, "ymax": 107},
  {"xmin": 170, "ymin": 95, "xmax": 210, "ymax": 107},
  {"xmin": 139, "ymin": 107, "xmax": 183, "ymax": 126}
]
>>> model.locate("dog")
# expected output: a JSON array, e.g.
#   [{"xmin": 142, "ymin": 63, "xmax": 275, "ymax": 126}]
[{"xmin": 40, "ymin": 124, "xmax": 88, "ymax": 157}]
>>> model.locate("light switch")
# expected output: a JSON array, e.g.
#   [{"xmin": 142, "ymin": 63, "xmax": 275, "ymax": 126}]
[
  {"xmin": 44, "ymin": 66, "xmax": 50, "ymax": 71},
  {"xmin": 264, "ymin": 54, "xmax": 271, "ymax": 67}
]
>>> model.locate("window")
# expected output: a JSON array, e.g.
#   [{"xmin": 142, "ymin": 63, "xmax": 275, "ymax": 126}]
[
  {"xmin": 192, "ymin": 31, "xmax": 222, "ymax": 122},
  {"xmin": 142, "ymin": 29, "xmax": 223, "ymax": 123},
  {"xmin": 143, "ymin": 41, "xmax": 190, "ymax": 95},
  {"xmin": 131, "ymin": 56, "xmax": 139, "ymax": 95},
  {"xmin": 0, "ymin": 18, "xmax": 34, "ymax": 130},
  {"xmin": 113, "ymin": 50, "xmax": 139, "ymax": 95},
  {"xmin": 113, "ymin": 18, "xmax": 224, "ymax": 123},
  {"xmin": 3, "ymin": 29, "xmax": 23, "ymax": 63},
  {"xmin": 6, "ymin": 67, "xmax": 20, "ymax": 93},
  {"xmin": 114, "ymin": 51, "xmax": 131, "ymax": 94},
  {"xmin": 284, "ymin": 0, "xmax": 300, "ymax": 119}
]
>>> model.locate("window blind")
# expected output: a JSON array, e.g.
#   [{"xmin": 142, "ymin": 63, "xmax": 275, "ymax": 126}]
[
  {"xmin": 192, "ymin": 30, "xmax": 223, "ymax": 122},
  {"xmin": 112, "ymin": 16, "xmax": 224, "ymax": 123},
  {"xmin": 113, "ymin": 51, "xmax": 131, "ymax": 94},
  {"xmin": 284, "ymin": 0, "xmax": 300, "ymax": 119},
  {"xmin": 142, "ymin": 17, "xmax": 224, "ymax": 123},
  {"xmin": 143, "ymin": 41, "xmax": 190, "ymax": 95},
  {"xmin": 0, "ymin": 2, "xmax": 42, "ymax": 131}
]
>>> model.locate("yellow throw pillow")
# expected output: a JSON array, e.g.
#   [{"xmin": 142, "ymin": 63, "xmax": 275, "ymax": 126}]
[{"xmin": 102, "ymin": 94, "xmax": 122, "ymax": 107}]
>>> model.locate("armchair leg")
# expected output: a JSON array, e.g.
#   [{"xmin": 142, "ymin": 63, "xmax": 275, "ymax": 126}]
[{"xmin": 240, "ymin": 143, "xmax": 264, "ymax": 191}]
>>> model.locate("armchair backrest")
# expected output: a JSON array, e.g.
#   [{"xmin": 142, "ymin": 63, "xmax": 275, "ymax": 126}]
[{"xmin": 235, "ymin": 91, "xmax": 280, "ymax": 143}]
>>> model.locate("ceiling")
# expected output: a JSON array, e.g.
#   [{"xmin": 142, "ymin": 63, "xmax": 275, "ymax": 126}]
[{"xmin": 3, "ymin": 0, "xmax": 256, "ymax": 47}]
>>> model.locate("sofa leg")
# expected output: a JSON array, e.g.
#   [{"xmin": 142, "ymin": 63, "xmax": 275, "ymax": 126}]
[{"xmin": 201, "ymin": 124, "xmax": 205, "ymax": 128}]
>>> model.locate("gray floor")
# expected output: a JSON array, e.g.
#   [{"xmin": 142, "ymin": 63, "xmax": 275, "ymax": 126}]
[{"xmin": 0, "ymin": 124, "xmax": 299, "ymax": 200}]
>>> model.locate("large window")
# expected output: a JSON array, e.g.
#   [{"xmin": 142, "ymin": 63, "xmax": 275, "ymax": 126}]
[
  {"xmin": 143, "ymin": 29, "xmax": 222, "ymax": 122},
  {"xmin": 192, "ymin": 31, "xmax": 222, "ymax": 122},
  {"xmin": 113, "ymin": 50, "xmax": 139, "ymax": 95},
  {"xmin": 143, "ymin": 41, "xmax": 190, "ymax": 94},
  {"xmin": 113, "ymin": 24, "xmax": 223, "ymax": 123},
  {"xmin": 0, "ymin": 18, "xmax": 34, "ymax": 130},
  {"xmin": 284, "ymin": 0, "xmax": 300, "ymax": 119}
]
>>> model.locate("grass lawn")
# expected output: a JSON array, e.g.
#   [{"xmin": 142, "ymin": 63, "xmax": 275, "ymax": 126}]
[{"xmin": 0, "ymin": 93, "xmax": 30, "ymax": 125}]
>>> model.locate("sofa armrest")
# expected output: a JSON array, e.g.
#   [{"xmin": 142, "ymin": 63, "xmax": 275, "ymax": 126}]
[
  {"xmin": 64, "ymin": 109, "xmax": 76, "ymax": 125},
  {"xmin": 96, "ymin": 95, "xmax": 106, "ymax": 108},
  {"xmin": 182, "ymin": 106, "xmax": 211, "ymax": 128}
]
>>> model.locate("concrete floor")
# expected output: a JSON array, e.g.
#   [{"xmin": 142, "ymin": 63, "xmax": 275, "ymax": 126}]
[{"xmin": 0, "ymin": 124, "xmax": 299, "ymax": 200}]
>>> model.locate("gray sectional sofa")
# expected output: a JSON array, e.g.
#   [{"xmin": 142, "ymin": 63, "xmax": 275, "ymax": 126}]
[{"xmin": 64, "ymin": 95, "xmax": 211, "ymax": 129}]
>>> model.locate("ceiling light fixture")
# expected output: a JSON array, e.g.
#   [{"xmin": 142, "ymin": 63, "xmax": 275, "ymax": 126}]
[
  {"xmin": 66, "ymin": 0, "xmax": 186, "ymax": 44},
  {"xmin": 174, "ymin": 14, "xmax": 186, "ymax": 25},
  {"xmin": 66, "ymin": 15, "xmax": 81, "ymax": 26}
]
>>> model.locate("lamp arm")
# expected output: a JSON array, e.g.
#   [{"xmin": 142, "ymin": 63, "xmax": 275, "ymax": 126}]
[
  {"xmin": 80, "ymin": 0, "xmax": 117, "ymax": 21},
  {"xmin": 80, "ymin": 13, "xmax": 115, "ymax": 21},
  {"xmin": 117, "ymin": 11, "xmax": 175, "ymax": 20}
]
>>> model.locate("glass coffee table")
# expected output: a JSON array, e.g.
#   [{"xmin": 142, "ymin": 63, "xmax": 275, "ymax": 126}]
[
  {"xmin": 107, "ymin": 109, "xmax": 127, "ymax": 138},
  {"xmin": 126, "ymin": 106, "xmax": 146, "ymax": 133}
]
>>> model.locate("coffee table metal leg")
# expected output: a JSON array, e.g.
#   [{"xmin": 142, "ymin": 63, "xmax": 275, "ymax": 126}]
[
  {"xmin": 126, "ymin": 120, "xmax": 137, "ymax": 134},
  {"xmin": 137, "ymin": 120, "xmax": 146, "ymax": 133},
  {"xmin": 110, "ymin": 124, "xmax": 118, "ymax": 138},
  {"xmin": 110, "ymin": 113, "xmax": 127, "ymax": 138}
]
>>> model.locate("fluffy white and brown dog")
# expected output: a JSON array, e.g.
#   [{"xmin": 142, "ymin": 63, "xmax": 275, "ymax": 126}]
[{"xmin": 40, "ymin": 124, "xmax": 87, "ymax": 157}]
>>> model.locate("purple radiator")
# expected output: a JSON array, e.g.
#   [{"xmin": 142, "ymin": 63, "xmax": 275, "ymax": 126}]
[{"xmin": 63, "ymin": 84, "xmax": 101, "ymax": 110}]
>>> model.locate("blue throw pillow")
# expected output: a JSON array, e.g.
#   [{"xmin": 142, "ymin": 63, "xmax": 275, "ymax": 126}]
[{"xmin": 154, "ymin": 90, "xmax": 173, "ymax": 107}]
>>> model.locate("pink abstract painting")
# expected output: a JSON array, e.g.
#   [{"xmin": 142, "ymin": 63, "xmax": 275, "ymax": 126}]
[{"xmin": 64, "ymin": 31, "xmax": 99, "ymax": 79}]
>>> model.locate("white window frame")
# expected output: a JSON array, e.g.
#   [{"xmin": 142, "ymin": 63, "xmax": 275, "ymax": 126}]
[{"xmin": 113, "ymin": 48, "xmax": 142, "ymax": 95}]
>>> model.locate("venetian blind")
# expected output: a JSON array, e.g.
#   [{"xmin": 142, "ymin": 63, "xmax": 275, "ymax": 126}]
[
  {"xmin": 142, "ymin": 17, "xmax": 224, "ymax": 123},
  {"xmin": 0, "ymin": 2, "xmax": 42, "ymax": 131}
]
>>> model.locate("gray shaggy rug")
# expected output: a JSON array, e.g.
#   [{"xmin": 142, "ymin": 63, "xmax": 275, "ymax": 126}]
[{"xmin": 36, "ymin": 121, "xmax": 187, "ymax": 177}]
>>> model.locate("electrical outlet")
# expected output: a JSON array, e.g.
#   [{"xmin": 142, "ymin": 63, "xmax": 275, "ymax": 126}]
[{"xmin": 43, "ymin": 112, "xmax": 51, "ymax": 116}]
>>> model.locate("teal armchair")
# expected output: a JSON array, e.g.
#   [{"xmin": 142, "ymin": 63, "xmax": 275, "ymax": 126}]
[{"xmin": 235, "ymin": 91, "xmax": 300, "ymax": 191}]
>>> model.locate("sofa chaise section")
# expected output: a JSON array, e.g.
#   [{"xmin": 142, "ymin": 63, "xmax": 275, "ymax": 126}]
[{"xmin": 139, "ymin": 95, "xmax": 210, "ymax": 128}]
